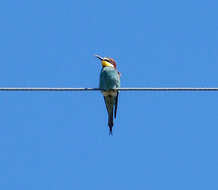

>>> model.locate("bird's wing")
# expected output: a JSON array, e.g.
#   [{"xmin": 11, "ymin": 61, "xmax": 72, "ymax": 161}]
[{"xmin": 114, "ymin": 91, "xmax": 119, "ymax": 118}]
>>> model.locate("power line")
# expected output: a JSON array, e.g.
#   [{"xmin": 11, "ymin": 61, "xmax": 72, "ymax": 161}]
[{"xmin": 0, "ymin": 88, "xmax": 218, "ymax": 91}]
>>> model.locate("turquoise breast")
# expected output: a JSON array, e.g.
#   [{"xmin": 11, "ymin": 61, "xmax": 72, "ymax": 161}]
[{"xmin": 99, "ymin": 67, "xmax": 120, "ymax": 90}]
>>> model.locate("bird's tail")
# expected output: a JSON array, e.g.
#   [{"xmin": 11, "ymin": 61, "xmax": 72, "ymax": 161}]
[
  {"xmin": 108, "ymin": 112, "xmax": 113, "ymax": 135},
  {"xmin": 104, "ymin": 95, "xmax": 115, "ymax": 135}
]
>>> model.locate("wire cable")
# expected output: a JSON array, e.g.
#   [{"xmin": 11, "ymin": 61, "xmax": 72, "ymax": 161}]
[{"xmin": 0, "ymin": 88, "xmax": 218, "ymax": 91}]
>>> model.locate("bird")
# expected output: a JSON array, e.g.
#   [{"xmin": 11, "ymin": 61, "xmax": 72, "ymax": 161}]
[{"xmin": 95, "ymin": 55, "xmax": 120, "ymax": 135}]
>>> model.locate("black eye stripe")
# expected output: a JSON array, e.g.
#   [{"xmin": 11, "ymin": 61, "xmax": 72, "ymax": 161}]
[{"xmin": 104, "ymin": 59, "xmax": 111, "ymax": 63}]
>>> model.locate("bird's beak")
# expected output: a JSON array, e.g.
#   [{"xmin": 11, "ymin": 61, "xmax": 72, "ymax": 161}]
[{"xmin": 95, "ymin": 55, "xmax": 103, "ymax": 61}]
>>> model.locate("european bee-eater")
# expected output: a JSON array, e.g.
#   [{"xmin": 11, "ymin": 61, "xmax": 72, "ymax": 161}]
[{"xmin": 95, "ymin": 55, "xmax": 120, "ymax": 135}]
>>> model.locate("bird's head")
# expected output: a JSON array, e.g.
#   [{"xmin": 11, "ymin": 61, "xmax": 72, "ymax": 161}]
[{"xmin": 95, "ymin": 55, "xmax": 117, "ymax": 69}]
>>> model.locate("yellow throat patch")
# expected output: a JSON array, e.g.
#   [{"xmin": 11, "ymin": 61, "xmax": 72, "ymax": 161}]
[{"xmin": 101, "ymin": 60, "xmax": 114, "ymax": 68}]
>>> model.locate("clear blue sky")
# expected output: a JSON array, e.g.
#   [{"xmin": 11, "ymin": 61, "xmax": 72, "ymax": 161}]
[{"xmin": 0, "ymin": 0, "xmax": 218, "ymax": 189}]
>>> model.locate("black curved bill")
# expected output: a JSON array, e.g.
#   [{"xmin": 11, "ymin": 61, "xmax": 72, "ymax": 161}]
[{"xmin": 95, "ymin": 55, "xmax": 103, "ymax": 61}]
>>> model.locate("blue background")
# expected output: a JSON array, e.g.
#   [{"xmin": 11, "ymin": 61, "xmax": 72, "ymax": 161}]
[{"xmin": 0, "ymin": 0, "xmax": 218, "ymax": 189}]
